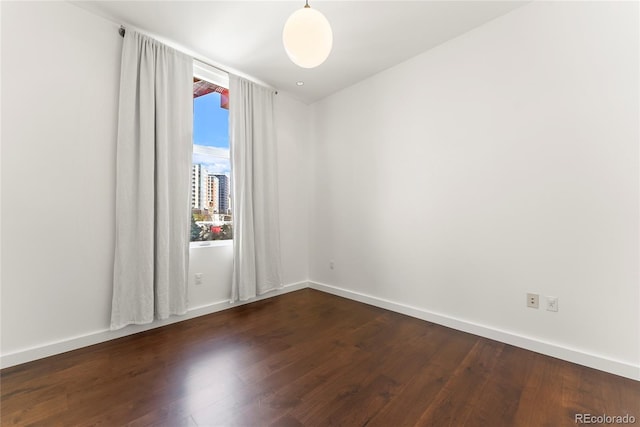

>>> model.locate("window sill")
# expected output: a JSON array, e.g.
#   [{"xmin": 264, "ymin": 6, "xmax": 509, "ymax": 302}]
[{"xmin": 190, "ymin": 240, "xmax": 233, "ymax": 249}]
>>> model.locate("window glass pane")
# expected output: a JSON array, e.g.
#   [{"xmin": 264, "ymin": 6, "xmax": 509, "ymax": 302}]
[{"xmin": 191, "ymin": 85, "xmax": 232, "ymax": 242}]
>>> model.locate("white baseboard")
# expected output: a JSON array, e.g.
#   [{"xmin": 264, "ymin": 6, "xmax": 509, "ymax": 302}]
[
  {"xmin": 0, "ymin": 281, "xmax": 309, "ymax": 369},
  {"xmin": 308, "ymin": 281, "xmax": 640, "ymax": 381}
]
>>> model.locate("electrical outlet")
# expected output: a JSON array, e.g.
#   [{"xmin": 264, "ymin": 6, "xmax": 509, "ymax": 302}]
[
  {"xmin": 195, "ymin": 273, "xmax": 203, "ymax": 285},
  {"xmin": 546, "ymin": 296, "xmax": 558, "ymax": 312},
  {"xmin": 329, "ymin": 260, "xmax": 335, "ymax": 270},
  {"xmin": 527, "ymin": 293, "xmax": 539, "ymax": 309}
]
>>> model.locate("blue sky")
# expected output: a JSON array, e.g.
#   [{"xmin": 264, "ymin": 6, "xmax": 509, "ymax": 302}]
[
  {"xmin": 193, "ymin": 92, "xmax": 230, "ymax": 175},
  {"xmin": 193, "ymin": 92, "xmax": 228, "ymax": 148}
]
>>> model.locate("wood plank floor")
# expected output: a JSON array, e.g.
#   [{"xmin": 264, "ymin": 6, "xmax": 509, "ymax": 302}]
[{"xmin": 1, "ymin": 289, "xmax": 638, "ymax": 426}]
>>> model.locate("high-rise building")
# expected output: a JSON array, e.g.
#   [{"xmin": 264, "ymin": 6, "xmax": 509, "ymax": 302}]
[
  {"xmin": 206, "ymin": 174, "xmax": 219, "ymax": 212},
  {"xmin": 213, "ymin": 174, "xmax": 230, "ymax": 213},
  {"xmin": 191, "ymin": 164, "xmax": 208, "ymax": 210}
]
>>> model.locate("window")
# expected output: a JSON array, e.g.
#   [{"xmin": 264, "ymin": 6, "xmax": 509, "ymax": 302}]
[{"xmin": 190, "ymin": 62, "xmax": 231, "ymax": 243}]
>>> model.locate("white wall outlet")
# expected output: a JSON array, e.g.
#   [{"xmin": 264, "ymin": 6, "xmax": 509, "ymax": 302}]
[
  {"xmin": 329, "ymin": 260, "xmax": 335, "ymax": 270},
  {"xmin": 527, "ymin": 293, "xmax": 539, "ymax": 309},
  {"xmin": 546, "ymin": 296, "xmax": 558, "ymax": 312},
  {"xmin": 195, "ymin": 273, "xmax": 203, "ymax": 285}
]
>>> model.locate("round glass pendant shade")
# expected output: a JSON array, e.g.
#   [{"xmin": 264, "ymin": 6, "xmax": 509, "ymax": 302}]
[{"xmin": 282, "ymin": 7, "xmax": 333, "ymax": 68}]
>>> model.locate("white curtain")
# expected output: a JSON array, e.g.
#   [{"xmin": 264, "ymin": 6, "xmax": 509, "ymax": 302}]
[
  {"xmin": 230, "ymin": 75, "xmax": 283, "ymax": 302},
  {"xmin": 110, "ymin": 31, "xmax": 193, "ymax": 330}
]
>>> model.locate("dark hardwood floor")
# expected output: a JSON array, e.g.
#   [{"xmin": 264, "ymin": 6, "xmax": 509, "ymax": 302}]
[{"xmin": 1, "ymin": 289, "xmax": 638, "ymax": 426}]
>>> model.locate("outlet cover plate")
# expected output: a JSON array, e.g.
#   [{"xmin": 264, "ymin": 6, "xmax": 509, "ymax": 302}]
[{"xmin": 527, "ymin": 293, "xmax": 539, "ymax": 309}]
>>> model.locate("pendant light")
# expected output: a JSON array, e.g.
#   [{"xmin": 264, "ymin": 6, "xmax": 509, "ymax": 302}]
[{"xmin": 282, "ymin": 0, "xmax": 333, "ymax": 68}]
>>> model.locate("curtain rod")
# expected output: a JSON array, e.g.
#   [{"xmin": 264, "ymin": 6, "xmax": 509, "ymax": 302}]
[
  {"xmin": 117, "ymin": 25, "xmax": 277, "ymax": 94},
  {"xmin": 118, "ymin": 26, "xmax": 229, "ymax": 76}
]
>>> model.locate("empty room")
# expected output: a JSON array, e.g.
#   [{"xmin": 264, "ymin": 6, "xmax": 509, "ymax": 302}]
[{"xmin": 1, "ymin": 0, "xmax": 639, "ymax": 425}]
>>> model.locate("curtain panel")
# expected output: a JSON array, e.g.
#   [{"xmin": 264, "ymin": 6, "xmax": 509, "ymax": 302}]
[
  {"xmin": 111, "ymin": 31, "xmax": 193, "ymax": 330},
  {"xmin": 230, "ymin": 75, "xmax": 283, "ymax": 302}
]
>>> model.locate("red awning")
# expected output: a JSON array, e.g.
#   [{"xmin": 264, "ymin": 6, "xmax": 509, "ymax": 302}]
[{"xmin": 193, "ymin": 78, "xmax": 229, "ymax": 110}]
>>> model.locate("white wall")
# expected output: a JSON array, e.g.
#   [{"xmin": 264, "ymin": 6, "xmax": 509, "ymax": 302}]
[
  {"xmin": 0, "ymin": 0, "xmax": 310, "ymax": 364},
  {"xmin": 309, "ymin": 1, "xmax": 639, "ymax": 377},
  {"xmin": 275, "ymin": 93, "xmax": 310, "ymax": 284},
  {"xmin": 2, "ymin": 1, "xmax": 121, "ymax": 355}
]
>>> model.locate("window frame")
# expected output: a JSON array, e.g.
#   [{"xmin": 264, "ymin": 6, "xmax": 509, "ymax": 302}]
[{"xmin": 190, "ymin": 61, "xmax": 232, "ymax": 249}]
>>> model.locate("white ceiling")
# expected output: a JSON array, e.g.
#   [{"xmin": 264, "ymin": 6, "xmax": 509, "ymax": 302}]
[{"xmin": 72, "ymin": 1, "xmax": 525, "ymax": 104}]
